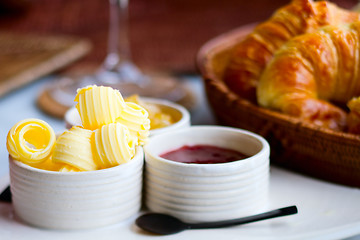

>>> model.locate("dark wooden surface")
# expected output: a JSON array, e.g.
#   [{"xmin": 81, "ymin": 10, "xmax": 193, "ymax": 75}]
[
  {"xmin": 0, "ymin": 32, "xmax": 90, "ymax": 97},
  {"xmin": 0, "ymin": 0, "xmax": 357, "ymax": 73}
]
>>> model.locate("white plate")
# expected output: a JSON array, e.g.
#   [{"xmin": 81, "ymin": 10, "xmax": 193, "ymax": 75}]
[{"xmin": 1, "ymin": 167, "xmax": 360, "ymax": 240}]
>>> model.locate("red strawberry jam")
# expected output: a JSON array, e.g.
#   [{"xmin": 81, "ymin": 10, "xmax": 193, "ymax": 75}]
[{"xmin": 160, "ymin": 145, "xmax": 249, "ymax": 164}]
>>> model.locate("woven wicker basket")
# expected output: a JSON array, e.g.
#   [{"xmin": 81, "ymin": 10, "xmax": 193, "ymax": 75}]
[{"xmin": 197, "ymin": 24, "xmax": 360, "ymax": 188}]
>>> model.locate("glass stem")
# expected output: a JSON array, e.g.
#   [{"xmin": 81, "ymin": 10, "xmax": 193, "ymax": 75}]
[{"xmin": 103, "ymin": 0, "xmax": 131, "ymax": 71}]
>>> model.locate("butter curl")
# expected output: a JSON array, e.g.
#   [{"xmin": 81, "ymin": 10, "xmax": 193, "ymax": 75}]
[
  {"xmin": 75, "ymin": 85, "xmax": 126, "ymax": 130},
  {"xmin": 92, "ymin": 123, "xmax": 137, "ymax": 168},
  {"xmin": 7, "ymin": 118, "xmax": 56, "ymax": 164},
  {"xmin": 116, "ymin": 102, "xmax": 150, "ymax": 145},
  {"xmin": 52, "ymin": 126, "xmax": 97, "ymax": 171}
]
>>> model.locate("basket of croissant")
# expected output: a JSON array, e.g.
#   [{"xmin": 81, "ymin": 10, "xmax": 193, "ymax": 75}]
[{"xmin": 197, "ymin": 0, "xmax": 360, "ymax": 187}]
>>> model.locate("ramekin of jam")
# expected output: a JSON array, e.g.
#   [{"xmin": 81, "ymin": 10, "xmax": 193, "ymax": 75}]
[{"xmin": 143, "ymin": 126, "xmax": 270, "ymax": 223}]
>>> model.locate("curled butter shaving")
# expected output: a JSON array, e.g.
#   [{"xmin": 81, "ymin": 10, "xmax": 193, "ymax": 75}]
[
  {"xmin": 116, "ymin": 102, "xmax": 150, "ymax": 145},
  {"xmin": 52, "ymin": 126, "xmax": 97, "ymax": 171},
  {"xmin": 59, "ymin": 165, "xmax": 81, "ymax": 172},
  {"xmin": 6, "ymin": 118, "xmax": 56, "ymax": 164},
  {"xmin": 75, "ymin": 85, "xmax": 126, "ymax": 130},
  {"xmin": 31, "ymin": 156, "xmax": 64, "ymax": 171},
  {"xmin": 125, "ymin": 95, "xmax": 174, "ymax": 129},
  {"xmin": 92, "ymin": 123, "xmax": 137, "ymax": 168},
  {"xmin": 7, "ymin": 86, "xmax": 151, "ymax": 172}
]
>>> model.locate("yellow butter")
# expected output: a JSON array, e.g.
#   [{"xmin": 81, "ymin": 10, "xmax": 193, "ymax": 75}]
[
  {"xmin": 125, "ymin": 95, "xmax": 174, "ymax": 130},
  {"xmin": 31, "ymin": 156, "xmax": 64, "ymax": 171},
  {"xmin": 116, "ymin": 102, "xmax": 150, "ymax": 145},
  {"xmin": 92, "ymin": 123, "xmax": 137, "ymax": 168},
  {"xmin": 52, "ymin": 126, "xmax": 97, "ymax": 171},
  {"xmin": 75, "ymin": 85, "xmax": 126, "ymax": 130},
  {"xmin": 59, "ymin": 165, "xmax": 81, "ymax": 172},
  {"xmin": 6, "ymin": 118, "xmax": 56, "ymax": 165}
]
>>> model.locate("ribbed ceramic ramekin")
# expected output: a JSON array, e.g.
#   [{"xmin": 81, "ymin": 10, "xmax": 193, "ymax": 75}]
[
  {"xmin": 9, "ymin": 147, "xmax": 144, "ymax": 230},
  {"xmin": 143, "ymin": 126, "xmax": 270, "ymax": 223}
]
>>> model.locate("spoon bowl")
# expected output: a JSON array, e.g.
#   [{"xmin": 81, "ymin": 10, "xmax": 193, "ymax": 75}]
[
  {"xmin": 136, "ymin": 213, "xmax": 189, "ymax": 235},
  {"xmin": 136, "ymin": 205, "xmax": 298, "ymax": 235}
]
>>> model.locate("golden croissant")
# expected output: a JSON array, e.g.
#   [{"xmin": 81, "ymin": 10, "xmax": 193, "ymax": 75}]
[
  {"xmin": 257, "ymin": 21, "xmax": 360, "ymax": 131},
  {"xmin": 224, "ymin": 0, "xmax": 360, "ymax": 103},
  {"xmin": 347, "ymin": 97, "xmax": 360, "ymax": 134}
]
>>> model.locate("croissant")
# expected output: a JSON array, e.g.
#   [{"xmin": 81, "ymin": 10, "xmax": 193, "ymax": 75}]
[
  {"xmin": 347, "ymin": 97, "xmax": 360, "ymax": 134},
  {"xmin": 257, "ymin": 21, "xmax": 360, "ymax": 131},
  {"xmin": 224, "ymin": 0, "xmax": 360, "ymax": 103}
]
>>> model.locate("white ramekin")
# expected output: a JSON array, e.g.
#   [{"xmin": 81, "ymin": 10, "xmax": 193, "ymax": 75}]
[
  {"xmin": 64, "ymin": 98, "xmax": 191, "ymax": 136},
  {"xmin": 143, "ymin": 126, "xmax": 270, "ymax": 223},
  {"xmin": 9, "ymin": 147, "xmax": 144, "ymax": 230}
]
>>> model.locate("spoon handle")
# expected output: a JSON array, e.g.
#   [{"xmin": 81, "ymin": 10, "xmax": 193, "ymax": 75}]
[{"xmin": 189, "ymin": 205, "xmax": 298, "ymax": 229}]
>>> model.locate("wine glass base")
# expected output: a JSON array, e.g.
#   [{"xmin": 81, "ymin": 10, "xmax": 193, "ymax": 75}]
[
  {"xmin": 107, "ymin": 72, "xmax": 187, "ymax": 102},
  {"xmin": 37, "ymin": 70, "xmax": 194, "ymax": 118}
]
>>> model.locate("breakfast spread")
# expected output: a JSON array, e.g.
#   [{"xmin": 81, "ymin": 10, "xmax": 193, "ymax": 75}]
[
  {"xmin": 223, "ymin": 0, "xmax": 360, "ymax": 132},
  {"xmin": 160, "ymin": 145, "xmax": 249, "ymax": 164},
  {"xmin": 6, "ymin": 85, "xmax": 150, "ymax": 171}
]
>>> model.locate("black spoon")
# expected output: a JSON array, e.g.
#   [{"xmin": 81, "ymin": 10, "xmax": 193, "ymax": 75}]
[
  {"xmin": 0, "ymin": 185, "xmax": 11, "ymax": 203},
  {"xmin": 136, "ymin": 205, "xmax": 297, "ymax": 235}
]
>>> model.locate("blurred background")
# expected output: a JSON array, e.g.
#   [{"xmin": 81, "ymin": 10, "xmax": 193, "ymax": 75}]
[
  {"xmin": 0, "ymin": 0, "xmax": 357, "ymax": 119},
  {"xmin": 2, "ymin": 1, "xmax": 360, "ymax": 239},
  {"xmin": 0, "ymin": 0, "xmax": 354, "ymax": 75}
]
